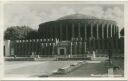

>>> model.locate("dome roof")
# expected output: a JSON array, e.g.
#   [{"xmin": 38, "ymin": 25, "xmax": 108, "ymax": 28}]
[{"xmin": 58, "ymin": 13, "xmax": 97, "ymax": 20}]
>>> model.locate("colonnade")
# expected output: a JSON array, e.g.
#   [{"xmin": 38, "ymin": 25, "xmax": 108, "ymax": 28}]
[
  {"xmin": 55, "ymin": 22, "xmax": 119, "ymax": 41},
  {"xmin": 12, "ymin": 39, "xmax": 57, "ymax": 56}
]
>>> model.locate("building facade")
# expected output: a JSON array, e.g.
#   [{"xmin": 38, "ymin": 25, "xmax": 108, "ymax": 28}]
[{"xmin": 5, "ymin": 14, "xmax": 123, "ymax": 58}]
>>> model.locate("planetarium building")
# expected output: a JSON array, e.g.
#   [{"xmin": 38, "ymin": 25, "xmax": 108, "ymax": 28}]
[
  {"xmin": 39, "ymin": 14, "xmax": 119, "ymax": 40},
  {"xmin": 38, "ymin": 14, "xmax": 119, "ymax": 56},
  {"xmin": 7, "ymin": 14, "xmax": 122, "ymax": 58}
]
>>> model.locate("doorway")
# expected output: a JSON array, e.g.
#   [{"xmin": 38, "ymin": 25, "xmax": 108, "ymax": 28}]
[{"xmin": 58, "ymin": 47, "xmax": 66, "ymax": 55}]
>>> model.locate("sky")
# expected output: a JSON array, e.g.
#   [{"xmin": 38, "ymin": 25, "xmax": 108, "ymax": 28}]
[{"xmin": 4, "ymin": 1, "xmax": 124, "ymax": 31}]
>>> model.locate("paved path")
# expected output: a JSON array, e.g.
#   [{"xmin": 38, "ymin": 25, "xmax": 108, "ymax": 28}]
[
  {"xmin": 51, "ymin": 62, "xmax": 108, "ymax": 77},
  {"xmin": 4, "ymin": 59, "xmax": 124, "ymax": 78},
  {"xmin": 5, "ymin": 61, "xmax": 79, "ymax": 77},
  {"xmin": 5, "ymin": 61, "xmax": 45, "ymax": 70}
]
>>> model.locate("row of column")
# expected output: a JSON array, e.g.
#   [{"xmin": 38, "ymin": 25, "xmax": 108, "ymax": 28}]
[
  {"xmin": 58, "ymin": 23, "xmax": 119, "ymax": 40},
  {"xmin": 11, "ymin": 38, "xmax": 121, "ymax": 56},
  {"xmin": 70, "ymin": 42, "xmax": 86, "ymax": 55},
  {"xmin": 13, "ymin": 41, "xmax": 56, "ymax": 56}
]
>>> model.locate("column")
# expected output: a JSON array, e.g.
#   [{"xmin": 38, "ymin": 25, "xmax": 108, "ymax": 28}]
[
  {"xmin": 112, "ymin": 25, "xmax": 114, "ymax": 37},
  {"xmin": 84, "ymin": 42, "xmax": 86, "ymax": 54},
  {"xmin": 70, "ymin": 42, "xmax": 72, "ymax": 55},
  {"xmin": 115, "ymin": 26, "xmax": 118, "ymax": 38},
  {"xmin": 72, "ymin": 23, "xmax": 75, "ymax": 39},
  {"xmin": 107, "ymin": 24, "xmax": 109, "ymax": 38},
  {"xmin": 101, "ymin": 24, "xmax": 104, "ymax": 50},
  {"xmin": 84, "ymin": 24, "xmax": 87, "ymax": 40},
  {"xmin": 114, "ymin": 27, "xmax": 118, "ymax": 49},
  {"xmin": 97, "ymin": 24, "xmax": 99, "ymax": 39},
  {"xmin": 78, "ymin": 23, "xmax": 81, "ymax": 38},
  {"xmin": 75, "ymin": 42, "xmax": 77, "ymax": 54},
  {"xmin": 110, "ymin": 27, "xmax": 112, "ymax": 38},
  {"xmin": 72, "ymin": 42, "xmax": 74, "ymax": 55},
  {"xmin": 116, "ymin": 26, "xmax": 118, "ymax": 37},
  {"xmin": 117, "ymin": 27, "xmax": 119, "ymax": 38},
  {"xmin": 113, "ymin": 25, "xmax": 115, "ymax": 37},
  {"xmin": 110, "ymin": 24, "xmax": 113, "ymax": 37},
  {"xmin": 91, "ymin": 24, "xmax": 93, "ymax": 38},
  {"xmin": 93, "ymin": 39, "xmax": 96, "ymax": 50},
  {"xmin": 89, "ymin": 38, "xmax": 91, "ymax": 50},
  {"xmin": 91, "ymin": 24, "xmax": 94, "ymax": 51},
  {"xmin": 102, "ymin": 24, "xmax": 104, "ymax": 39}
]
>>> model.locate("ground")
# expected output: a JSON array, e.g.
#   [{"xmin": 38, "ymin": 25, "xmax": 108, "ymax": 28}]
[
  {"xmin": 5, "ymin": 61, "xmax": 79, "ymax": 77},
  {"xmin": 51, "ymin": 61, "xmax": 108, "ymax": 77},
  {"xmin": 4, "ymin": 58, "xmax": 124, "ymax": 78}
]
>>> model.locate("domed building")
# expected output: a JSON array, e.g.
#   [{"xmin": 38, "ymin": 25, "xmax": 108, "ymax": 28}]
[
  {"xmin": 9, "ymin": 14, "xmax": 121, "ymax": 59},
  {"xmin": 38, "ymin": 13, "xmax": 119, "ymax": 40},
  {"xmin": 38, "ymin": 13, "xmax": 119, "ymax": 56}
]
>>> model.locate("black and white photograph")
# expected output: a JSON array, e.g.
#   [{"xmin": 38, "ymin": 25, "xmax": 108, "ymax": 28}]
[{"xmin": 2, "ymin": 1, "xmax": 125, "ymax": 79}]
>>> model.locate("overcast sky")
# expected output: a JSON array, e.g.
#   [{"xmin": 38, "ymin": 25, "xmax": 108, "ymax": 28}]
[{"xmin": 4, "ymin": 1, "xmax": 124, "ymax": 31}]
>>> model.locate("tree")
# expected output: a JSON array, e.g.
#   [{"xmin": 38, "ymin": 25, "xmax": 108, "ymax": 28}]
[
  {"xmin": 26, "ymin": 30, "xmax": 39, "ymax": 39},
  {"xmin": 4, "ymin": 26, "xmax": 34, "ymax": 40}
]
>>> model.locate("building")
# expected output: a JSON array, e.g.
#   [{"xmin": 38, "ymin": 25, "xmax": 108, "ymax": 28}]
[
  {"xmin": 38, "ymin": 14, "xmax": 119, "ymax": 56},
  {"xmin": 5, "ymin": 14, "xmax": 122, "ymax": 58}
]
